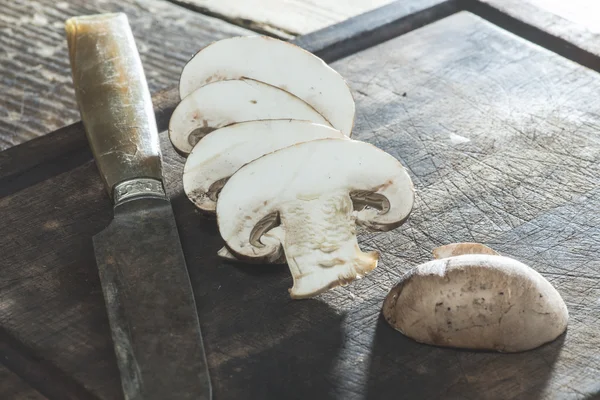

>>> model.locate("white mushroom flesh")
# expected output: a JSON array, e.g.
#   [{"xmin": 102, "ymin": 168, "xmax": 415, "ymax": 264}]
[
  {"xmin": 216, "ymin": 138, "xmax": 414, "ymax": 299},
  {"xmin": 169, "ymin": 78, "xmax": 331, "ymax": 156},
  {"xmin": 178, "ymin": 36, "xmax": 355, "ymax": 136},
  {"xmin": 382, "ymin": 253, "xmax": 569, "ymax": 352},
  {"xmin": 183, "ymin": 120, "xmax": 345, "ymax": 213},
  {"xmin": 217, "ymin": 228, "xmax": 286, "ymax": 264},
  {"xmin": 278, "ymin": 189, "xmax": 379, "ymax": 298}
]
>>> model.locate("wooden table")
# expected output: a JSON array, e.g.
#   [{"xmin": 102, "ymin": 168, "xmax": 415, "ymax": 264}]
[{"xmin": 1, "ymin": 1, "xmax": 600, "ymax": 399}]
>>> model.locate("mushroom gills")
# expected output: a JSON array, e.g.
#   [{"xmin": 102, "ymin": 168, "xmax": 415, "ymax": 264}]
[
  {"xmin": 169, "ymin": 78, "xmax": 332, "ymax": 156},
  {"xmin": 218, "ymin": 190, "xmax": 390, "ymax": 265},
  {"xmin": 218, "ymin": 225, "xmax": 286, "ymax": 264},
  {"xmin": 216, "ymin": 138, "xmax": 415, "ymax": 299},
  {"xmin": 350, "ymin": 190, "xmax": 390, "ymax": 213},
  {"xmin": 217, "ymin": 243, "xmax": 287, "ymax": 264},
  {"xmin": 249, "ymin": 212, "xmax": 281, "ymax": 247},
  {"xmin": 179, "ymin": 35, "xmax": 355, "ymax": 136}
]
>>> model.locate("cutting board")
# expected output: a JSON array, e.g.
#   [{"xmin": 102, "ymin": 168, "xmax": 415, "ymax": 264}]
[{"xmin": 2, "ymin": 1, "xmax": 599, "ymax": 399}]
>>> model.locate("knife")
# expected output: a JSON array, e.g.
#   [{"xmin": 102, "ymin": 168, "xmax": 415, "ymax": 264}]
[{"xmin": 65, "ymin": 13, "xmax": 211, "ymax": 400}]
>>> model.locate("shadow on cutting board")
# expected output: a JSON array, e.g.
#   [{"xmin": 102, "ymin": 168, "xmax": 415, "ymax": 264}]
[
  {"xmin": 365, "ymin": 314, "xmax": 565, "ymax": 400},
  {"xmin": 169, "ymin": 191, "xmax": 566, "ymax": 400},
  {"xmin": 211, "ymin": 299, "xmax": 343, "ymax": 400},
  {"xmin": 171, "ymin": 191, "xmax": 345, "ymax": 400}
]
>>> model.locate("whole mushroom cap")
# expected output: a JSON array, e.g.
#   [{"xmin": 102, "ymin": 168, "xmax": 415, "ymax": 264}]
[{"xmin": 383, "ymin": 252, "xmax": 569, "ymax": 352}]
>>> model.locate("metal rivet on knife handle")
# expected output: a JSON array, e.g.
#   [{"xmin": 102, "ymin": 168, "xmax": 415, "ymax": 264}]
[{"xmin": 113, "ymin": 178, "xmax": 167, "ymax": 206}]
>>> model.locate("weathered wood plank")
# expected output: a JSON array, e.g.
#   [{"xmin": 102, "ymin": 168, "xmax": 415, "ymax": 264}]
[
  {"xmin": 1, "ymin": 327, "xmax": 98, "ymax": 400},
  {"xmin": 171, "ymin": 0, "xmax": 394, "ymax": 37},
  {"xmin": 0, "ymin": 88, "xmax": 178, "ymax": 196},
  {"xmin": 0, "ymin": 164, "xmax": 118, "ymax": 399},
  {"xmin": 0, "ymin": 365, "xmax": 46, "ymax": 400},
  {"xmin": 0, "ymin": 0, "xmax": 249, "ymax": 151},
  {"xmin": 293, "ymin": 0, "xmax": 457, "ymax": 62},
  {"xmin": 474, "ymin": 0, "xmax": 600, "ymax": 70},
  {"xmin": 0, "ymin": 0, "xmax": 450, "ymax": 193},
  {"xmin": 2, "ymin": 9, "xmax": 600, "ymax": 400},
  {"xmin": 331, "ymin": 11, "xmax": 600, "ymax": 398}
]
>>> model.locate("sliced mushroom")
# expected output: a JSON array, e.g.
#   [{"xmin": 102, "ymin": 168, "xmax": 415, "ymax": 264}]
[
  {"xmin": 217, "ymin": 227, "xmax": 287, "ymax": 264},
  {"xmin": 179, "ymin": 36, "xmax": 355, "ymax": 136},
  {"xmin": 216, "ymin": 138, "xmax": 414, "ymax": 299},
  {"xmin": 183, "ymin": 120, "xmax": 346, "ymax": 213},
  {"xmin": 382, "ymin": 245, "xmax": 568, "ymax": 352},
  {"xmin": 169, "ymin": 78, "xmax": 331, "ymax": 156}
]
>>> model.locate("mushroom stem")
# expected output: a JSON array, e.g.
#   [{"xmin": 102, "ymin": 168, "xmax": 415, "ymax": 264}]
[{"xmin": 278, "ymin": 190, "xmax": 378, "ymax": 299}]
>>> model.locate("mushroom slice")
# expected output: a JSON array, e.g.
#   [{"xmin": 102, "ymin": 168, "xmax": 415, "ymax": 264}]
[
  {"xmin": 382, "ymin": 251, "xmax": 569, "ymax": 352},
  {"xmin": 183, "ymin": 120, "xmax": 345, "ymax": 213},
  {"xmin": 216, "ymin": 138, "xmax": 415, "ymax": 299},
  {"xmin": 169, "ymin": 78, "xmax": 331, "ymax": 156},
  {"xmin": 217, "ymin": 227, "xmax": 287, "ymax": 264},
  {"xmin": 179, "ymin": 36, "xmax": 355, "ymax": 136}
]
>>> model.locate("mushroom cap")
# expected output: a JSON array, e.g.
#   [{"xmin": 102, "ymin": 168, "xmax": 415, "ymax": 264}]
[
  {"xmin": 382, "ymin": 254, "xmax": 569, "ymax": 352},
  {"xmin": 178, "ymin": 35, "xmax": 355, "ymax": 136},
  {"xmin": 216, "ymin": 138, "xmax": 415, "ymax": 262},
  {"xmin": 183, "ymin": 120, "xmax": 346, "ymax": 213},
  {"xmin": 169, "ymin": 78, "xmax": 331, "ymax": 156}
]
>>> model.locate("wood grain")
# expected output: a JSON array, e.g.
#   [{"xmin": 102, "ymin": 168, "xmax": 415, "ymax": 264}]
[
  {"xmin": 0, "ymin": 0, "xmax": 448, "ymax": 192},
  {"xmin": 477, "ymin": 0, "xmax": 600, "ymax": 68},
  {"xmin": 170, "ymin": 0, "xmax": 394, "ymax": 37},
  {"xmin": 0, "ymin": 88, "xmax": 179, "ymax": 195},
  {"xmin": 0, "ymin": 162, "xmax": 118, "ymax": 399},
  {"xmin": 293, "ymin": 0, "xmax": 456, "ymax": 63},
  {"xmin": 1, "ymin": 327, "xmax": 98, "ymax": 400},
  {"xmin": 2, "ymin": 9, "xmax": 600, "ymax": 400},
  {"xmin": 332, "ymin": 11, "xmax": 600, "ymax": 399},
  {"xmin": 0, "ymin": 365, "xmax": 46, "ymax": 400},
  {"xmin": 0, "ymin": 0, "xmax": 249, "ymax": 151}
]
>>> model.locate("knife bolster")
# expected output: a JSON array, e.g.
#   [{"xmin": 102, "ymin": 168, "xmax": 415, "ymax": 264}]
[{"xmin": 113, "ymin": 178, "xmax": 166, "ymax": 206}]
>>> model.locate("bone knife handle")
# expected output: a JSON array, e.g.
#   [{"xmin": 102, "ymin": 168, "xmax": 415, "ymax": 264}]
[{"xmin": 65, "ymin": 13, "xmax": 162, "ymax": 201}]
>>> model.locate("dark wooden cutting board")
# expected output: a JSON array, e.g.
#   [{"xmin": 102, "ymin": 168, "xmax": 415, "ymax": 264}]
[{"xmin": 2, "ymin": 1, "xmax": 599, "ymax": 399}]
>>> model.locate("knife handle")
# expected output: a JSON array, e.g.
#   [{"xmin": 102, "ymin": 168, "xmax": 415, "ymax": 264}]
[{"xmin": 66, "ymin": 13, "xmax": 163, "ymax": 202}]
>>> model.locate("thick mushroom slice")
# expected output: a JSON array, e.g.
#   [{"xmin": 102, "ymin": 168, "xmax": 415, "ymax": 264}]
[
  {"xmin": 183, "ymin": 120, "xmax": 345, "ymax": 213},
  {"xmin": 216, "ymin": 138, "xmax": 414, "ymax": 299},
  {"xmin": 169, "ymin": 78, "xmax": 331, "ymax": 156},
  {"xmin": 179, "ymin": 36, "xmax": 355, "ymax": 137},
  {"xmin": 203, "ymin": 120, "xmax": 343, "ymax": 264}
]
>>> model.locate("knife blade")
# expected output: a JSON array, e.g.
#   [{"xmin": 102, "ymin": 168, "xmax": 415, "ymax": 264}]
[{"xmin": 65, "ymin": 13, "xmax": 211, "ymax": 400}]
